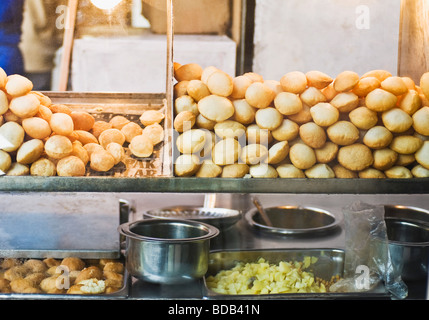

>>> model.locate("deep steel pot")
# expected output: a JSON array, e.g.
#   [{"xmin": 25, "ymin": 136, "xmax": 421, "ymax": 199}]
[{"xmin": 118, "ymin": 219, "xmax": 219, "ymax": 284}]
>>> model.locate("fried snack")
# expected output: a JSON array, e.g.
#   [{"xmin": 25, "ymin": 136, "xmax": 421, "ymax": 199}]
[
  {"xmin": 321, "ymin": 83, "xmax": 338, "ymax": 101},
  {"xmin": 3, "ymin": 109, "xmax": 20, "ymax": 123},
  {"xmin": 139, "ymin": 110, "xmax": 165, "ymax": 126},
  {"xmin": 98, "ymin": 128, "xmax": 125, "ymax": 148},
  {"xmin": 412, "ymin": 106, "xmax": 429, "ymax": 136},
  {"xmin": 174, "ymin": 80, "xmax": 189, "ymax": 98},
  {"xmin": 305, "ymin": 70, "xmax": 333, "ymax": 89},
  {"xmin": 0, "ymin": 150, "xmax": 11, "ymax": 173},
  {"xmin": 396, "ymin": 153, "xmax": 416, "ymax": 166},
  {"xmin": 363, "ymin": 126, "xmax": 393, "ymax": 149},
  {"xmin": 16, "ymin": 139, "xmax": 44, "ymax": 164},
  {"xmin": 245, "ymin": 82, "xmax": 275, "ymax": 109},
  {"xmin": 129, "ymin": 134, "xmax": 153, "ymax": 158},
  {"xmin": 9, "ymin": 93, "xmax": 40, "ymax": 118},
  {"xmin": 206, "ymin": 70, "xmax": 233, "ymax": 97},
  {"xmin": 196, "ymin": 113, "xmax": 216, "ymax": 130},
  {"xmin": 1, "ymin": 258, "xmax": 22, "ymax": 269},
  {"xmin": 337, "ymin": 143, "xmax": 373, "ymax": 171},
  {"xmin": 330, "ymin": 92, "xmax": 359, "ymax": 113},
  {"xmin": 75, "ymin": 266, "xmax": 103, "ymax": 284},
  {"xmin": 174, "ymin": 63, "xmax": 203, "ymax": 82},
  {"xmin": 385, "ymin": 166, "xmax": 413, "ymax": 179},
  {"xmin": 176, "ymin": 129, "xmax": 207, "ymax": 154},
  {"xmin": 174, "ymin": 154, "xmax": 200, "ymax": 177},
  {"xmin": 263, "ymin": 80, "xmax": 283, "ymax": 96},
  {"xmin": 4, "ymin": 265, "xmax": 29, "ymax": 281},
  {"xmin": 5, "ymin": 74, "xmax": 33, "ymax": 97},
  {"xmin": 214, "ymin": 120, "xmax": 246, "ymax": 140},
  {"xmin": 0, "ymin": 279, "xmax": 11, "ymax": 293},
  {"xmin": 68, "ymin": 111, "xmax": 94, "ymax": 132},
  {"xmin": 361, "ymin": 69, "xmax": 392, "ymax": 82},
  {"xmin": 198, "ymin": 95, "xmax": 234, "ymax": 122},
  {"xmin": 73, "ymin": 130, "xmax": 98, "ymax": 145},
  {"xmin": 109, "ymin": 115, "xmax": 130, "ymax": 130},
  {"xmin": 300, "ymin": 87, "xmax": 327, "ymax": 107},
  {"xmin": 332, "ymin": 164, "xmax": 358, "ymax": 178},
  {"xmin": 390, "ymin": 135, "xmax": 423, "ymax": 155},
  {"xmin": 121, "ymin": 122, "xmax": 143, "ymax": 143},
  {"xmin": 249, "ymin": 164, "xmax": 278, "ymax": 178},
  {"xmin": 221, "ymin": 163, "xmax": 249, "ymax": 178},
  {"xmin": 333, "ymin": 70, "xmax": 359, "ymax": 92},
  {"xmin": 174, "ymin": 110, "xmax": 196, "ymax": 132},
  {"xmin": 412, "ymin": 164, "xmax": 429, "ymax": 177},
  {"xmin": 49, "ymin": 104, "xmax": 71, "ymax": 115},
  {"xmin": 415, "ymin": 141, "xmax": 429, "ymax": 169},
  {"xmin": 274, "ymin": 92, "xmax": 303, "ymax": 115},
  {"xmin": 348, "ymin": 106, "xmax": 378, "ymax": 130},
  {"xmin": 327, "ymin": 121, "xmax": 359, "ymax": 146},
  {"xmin": 142, "ymin": 123, "xmax": 164, "ymax": 145},
  {"xmin": 372, "ymin": 148, "xmax": 398, "ymax": 171},
  {"xmin": 212, "ymin": 138, "xmax": 241, "ymax": 166},
  {"xmin": 31, "ymin": 158, "xmax": 57, "ymax": 176},
  {"xmin": 43, "ymin": 258, "xmax": 60, "ymax": 268},
  {"xmin": 195, "ymin": 160, "xmax": 222, "ymax": 178},
  {"xmin": 23, "ymin": 259, "xmax": 47, "ymax": 274},
  {"xmin": 243, "ymin": 72, "xmax": 264, "ymax": 83},
  {"xmin": 0, "ymin": 90, "xmax": 8, "ymax": 115},
  {"xmin": 240, "ymin": 144, "xmax": 269, "ymax": 165},
  {"xmin": 399, "ymin": 90, "xmax": 422, "ymax": 115},
  {"xmin": 6, "ymin": 162, "xmax": 29, "ymax": 176},
  {"xmin": 381, "ymin": 108, "xmax": 413, "ymax": 133},
  {"xmin": 255, "ymin": 107, "xmax": 283, "ymax": 131},
  {"xmin": 305, "ymin": 163, "xmax": 335, "ymax": 178},
  {"xmin": 44, "ymin": 135, "xmax": 73, "ymax": 159},
  {"xmin": 267, "ymin": 141, "xmax": 289, "ymax": 164},
  {"xmin": 314, "ymin": 141, "xmax": 338, "ymax": 164},
  {"xmin": 70, "ymin": 142, "xmax": 89, "ymax": 165},
  {"xmin": 175, "ymin": 95, "xmax": 199, "ymax": 116},
  {"xmin": 22, "ymin": 117, "xmax": 51, "ymax": 139},
  {"xmin": 280, "ymin": 71, "xmax": 307, "ymax": 94},
  {"xmin": 420, "ymin": 72, "xmax": 429, "ymax": 100},
  {"xmin": 352, "ymin": 76, "xmax": 381, "ymax": 97},
  {"xmin": 365, "ymin": 88, "xmax": 397, "ymax": 112},
  {"xmin": 232, "ymin": 99, "xmax": 256, "ymax": 125},
  {"xmin": 105, "ymin": 142, "xmax": 124, "ymax": 165},
  {"xmin": 10, "ymin": 278, "xmax": 41, "ymax": 293},
  {"xmin": 0, "ymin": 67, "xmax": 7, "ymax": 88},
  {"xmin": 276, "ymin": 164, "xmax": 305, "ymax": 178},
  {"xmin": 358, "ymin": 168, "xmax": 386, "ymax": 179},
  {"xmin": 91, "ymin": 120, "xmax": 112, "ymax": 139},
  {"xmin": 380, "ymin": 76, "xmax": 408, "ymax": 96},
  {"xmin": 90, "ymin": 150, "xmax": 115, "ymax": 172},
  {"xmin": 61, "ymin": 257, "xmax": 85, "ymax": 271},
  {"xmin": 287, "ymin": 103, "xmax": 312, "ymax": 124},
  {"xmin": 289, "ymin": 143, "xmax": 316, "ymax": 169},
  {"xmin": 83, "ymin": 142, "xmax": 104, "ymax": 157},
  {"xmin": 299, "ymin": 122, "xmax": 326, "ymax": 149},
  {"xmin": 310, "ymin": 102, "xmax": 339, "ymax": 127},
  {"xmin": 56, "ymin": 156, "xmax": 86, "ymax": 176},
  {"xmin": 271, "ymin": 119, "xmax": 299, "ymax": 141},
  {"xmin": 230, "ymin": 75, "xmax": 252, "ymax": 100}
]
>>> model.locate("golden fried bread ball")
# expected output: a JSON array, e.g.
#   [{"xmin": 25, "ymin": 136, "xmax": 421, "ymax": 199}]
[
  {"xmin": 6, "ymin": 162, "xmax": 29, "ymax": 176},
  {"xmin": 299, "ymin": 122, "xmax": 326, "ymax": 149},
  {"xmin": 175, "ymin": 95, "xmax": 199, "ymax": 116},
  {"xmin": 305, "ymin": 163, "xmax": 335, "ymax": 178},
  {"xmin": 24, "ymin": 273, "xmax": 45, "ymax": 287},
  {"xmin": 321, "ymin": 83, "xmax": 338, "ymax": 101},
  {"xmin": 91, "ymin": 120, "xmax": 112, "ymax": 139},
  {"xmin": 129, "ymin": 134, "xmax": 153, "ymax": 158},
  {"xmin": 271, "ymin": 119, "xmax": 299, "ymax": 141},
  {"xmin": 35, "ymin": 105, "xmax": 52, "ymax": 122},
  {"xmin": 74, "ymin": 130, "xmax": 98, "ymax": 145},
  {"xmin": 337, "ymin": 143, "xmax": 373, "ymax": 171},
  {"xmin": 75, "ymin": 266, "xmax": 103, "ymax": 284},
  {"xmin": 415, "ymin": 141, "xmax": 429, "ymax": 169},
  {"xmin": 246, "ymin": 124, "xmax": 273, "ymax": 144},
  {"xmin": 57, "ymin": 156, "xmax": 86, "ymax": 176},
  {"xmin": 176, "ymin": 129, "xmax": 207, "ymax": 154},
  {"xmin": 0, "ymin": 278, "xmax": 11, "ymax": 293},
  {"xmin": 381, "ymin": 108, "xmax": 413, "ymax": 133},
  {"xmin": 206, "ymin": 70, "xmax": 233, "ymax": 97},
  {"xmin": 5, "ymin": 74, "xmax": 33, "ymax": 97},
  {"xmin": 214, "ymin": 120, "xmax": 246, "ymax": 140},
  {"xmin": 212, "ymin": 138, "xmax": 241, "ymax": 166},
  {"xmin": 174, "ymin": 63, "xmax": 203, "ymax": 82},
  {"xmin": 412, "ymin": 164, "xmax": 429, "ymax": 177},
  {"xmin": 30, "ymin": 158, "xmax": 56, "ymax": 176},
  {"xmin": 412, "ymin": 106, "xmax": 429, "ymax": 136},
  {"xmin": 0, "ymin": 90, "xmax": 8, "ymax": 115},
  {"xmin": 380, "ymin": 76, "xmax": 409, "ymax": 96},
  {"xmin": 139, "ymin": 110, "xmax": 165, "ymax": 127},
  {"xmin": 240, "ymin": 144, "xmax": 269, "ymax": 165},
  {"xmin": 49, "ymin": 104, "xmax": 72, "ymax": 115},
  {"xmin": 255, "ymin": 107, "xmax": 283, "ymax": 131},
  {"xmin": 44, "ymin": 135, "xmax": 72, "ymax": 159},
  {"xmin": 9, "ymin": 93, "xmax": 40, "ymax": 118},
  {"xmin": 372, "ymin": 148, "xmax": 398, "ymax": 171},
  {"xmin": 310, "ymin": 102, "xmax": 339, "ymax": 127},
  {"xmin": 196, "ymin": 113, "xmax": 216, "ymax": 130},
  {"xmin": 287, "ymin": 103, "xmax": 312, "ymax": 124},
  {"xmin": 300, "ymin": 87, "xmax": 327, "ymax": 107},
  {"xmin": 327, "ymin": 121, "xmax": 359, "ymax": 146},
  {"xmin": 61, "ymin": 257, "xmax": 85, "ymax": 272},
  {"xmin": 174, "ymin": 80, "xmax": 189, "ymax": 98},
  {"xmin": 365, "ymin": 88, "xmax": 397, "ymax": 112},
  {"xmin": 385, "ymin": 166, "xmax": 413, "ymax": 178},
  {"xmin": 40, "ymin": 275, "xmax": 66, "ymax": 294},
  {"xmin": 248, "ymin": 163, "xmax": 278, "ymax": 178},
  {"xmin": 0, "ymin": 121, "xmax": 24, "ymax": 152},
  {"xmin": 390, "ymin": 135, "xmax": 423, "ymax": 155},
  {"xmin": 276, "ymin": 164, "xmax": 305, "ymax": 178},
  {"xmin": 83, "ymin": 142, "xmax": 104, "ymax": 158},
  {"xmin": 363, "ymin": 126, "xmax": 393, "ymax": 149},
  {"xmin": 348, "ymin": 106, "xmax": 378, "ymax": 130},
  {"xmin": 243, "ymin": 72, "xmax": 264, "ymax": 83},
  {"xmin": 352, "ymin": 76, "xmax": 381, "ymax": 97},
  {"xmin": 305, "ymin": 70, "xmax": 333, "ymax": 89},
  {"xmin": 0, "ymin": 67, "xmax": 7, "ymax": 88},
  {"xmin": 361, "ymin": 69, "xmax": 392, "ymax": 82},
  {"xmin": 109, "ymin": 115, "xmax": 130, "ymax": 130},
  {"xmin": 50, "ymin": 112, "xmax": 74, "ymax": 136},
  {"xmin": 263, "ymin": 80, "xmax": 283, "ymax": 95},
  {"xmin": 23, "ymin": 259, "xmax": 47, "ymax": 273},
  {"xmin": 358, "ymin": 168, "xmax": 386, "ymax": 179},
  {"xmin": 174, "ymin": 154, "xmax": 200, "ymax": 177},
  {"xmin": 71, "ymin": 142, "xmax": 89, "ymax": 165},
  {"xmin": 267, "ymin": 140, "xmax": 289, "ymax": 164},
  {"xmin": 332, "ymin": 164, "xmax": 358, "ymax": 178},
  {"xmin": 16, "ymin": 139, "xmax": 44, "ymax": 164},
  {"xmin": 70, "ymin": 111, "xmax": 95, "ymax": 131},
  {"xmin": 280, "ymin": 71, "xmax": 307, "ymax": 94},
  {"xmin": 1, "ymin": 258, "xmax": 22, "ymax": 269},
  {"xmin": 245, "ymin": 82, "xmax": 276, "ymax": 109},
  {"xmin": 142, "ymin": 123, "xmax": 164, "ymax": 146},
  {"xmin": 232, "ymin": 99, "xmax": 256, "ymax": 125},
  {"xmin": 420, "ymin": 72, "xmax": 429, "ymax": 100},
  {"xmin": 330, "ymin": 92, "xmax": 359, "ymax": 113},
  {"xmin": 22, "ymin": 117, "xmax": 51, "ymax": 139},
  {"xmin": 90, "ymin": 150, "xmax": 115, "ymax": 172},
  {"xmin": 221, "ymin": 163, "xmax": 249, "ymax": 178},
  {"xmin": 10, "ymin": 278, "xmax": 41, "ymax": 293},
  {"xmin": 396, "ymin": 153, "xmax": 416, "ymax": 167},
  {"xmin": 198, "ymin": 95, "xmax": 234, "ymax": 122},
  {"xmin": 289, "ymin": 143, "xmax": 316, "ymax": 170},
  {"xmin": 314, "ymin": 141, "xmax": 338, "ymax": 164},
  {"xmin": 0, "ymin": 150, "xmax": 12, "ymax": 173},
  {"xmin": 98, "ymin": 128, "xmax": 125, "ymax": 148},
  {"xmin": 174, "ymin": 110, "xmax": 196, "ymax": 132},
  {"xmin": 274, "ymin": 92, "xmax": 302, "ymax": 116},
  {"xmin": 105, "ymin": 142, "xmax": 124, "ymax": 165},
  {"xmin": 196, "ymin": 160, "xmax": 222, "ymax": 178},
  {"xmin": 43, "ymin": 258, "xmax": 60, "ymax": 268},
  {"xmin": 333, "ymin": 70, "xmax": 359, "ymax": 92},
  {"xmin": 4, "ymin": 265, "xmax": 29, "ymax": 281},
  {"xmin": 399, "ymin": 90, "xmax": 422, "ymax": 115}
]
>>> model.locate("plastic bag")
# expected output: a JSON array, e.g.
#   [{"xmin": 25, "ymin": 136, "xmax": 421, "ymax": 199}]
[{"xmin": 329, "ymin": 201, "xmax": 408, "ymax": 299}]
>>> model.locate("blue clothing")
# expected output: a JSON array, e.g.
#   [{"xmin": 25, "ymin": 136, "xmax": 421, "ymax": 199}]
[{"xmin": 0, "ymin": 0, "xmax": 25, "ymax": 74}]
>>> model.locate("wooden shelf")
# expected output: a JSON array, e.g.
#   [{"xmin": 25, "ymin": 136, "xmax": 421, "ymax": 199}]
[{"xmin": 0, "ymin": 176, "xmax": 428, "ymax": 194}]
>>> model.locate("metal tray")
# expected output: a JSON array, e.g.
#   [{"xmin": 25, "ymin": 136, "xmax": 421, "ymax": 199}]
[
  {"xmin": 202, "ymin": 249, "xmax": 389, "ymax": 299},
  {"xmin": 44, "ymin": 91, "xmax": 173, "ymax": 178}
]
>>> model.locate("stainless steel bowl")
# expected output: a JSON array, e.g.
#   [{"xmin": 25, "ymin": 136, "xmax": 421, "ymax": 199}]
[
  {"xmin": 384, "ymin": 205, "xmax": 429, "ymax": 281},
  {"xmin": 245, "ymin": 205, "xmax": 340, "ymax": 236},
  {"xmin": 118, "ymin": 219, "xmax": 219, "ymax": 284}
]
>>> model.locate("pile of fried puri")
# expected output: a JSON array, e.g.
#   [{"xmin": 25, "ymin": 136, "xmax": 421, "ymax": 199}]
[
  {"xmin": 173, "ymin": 62, "xmax": 429, "ymax": 179},
  {"xmin": 0, "ymin": 257, "xmax": 124, "ymax": 295},
  {"xmin": 0, "ymin": 67, "xmax": 165, "ymax": 177}
]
